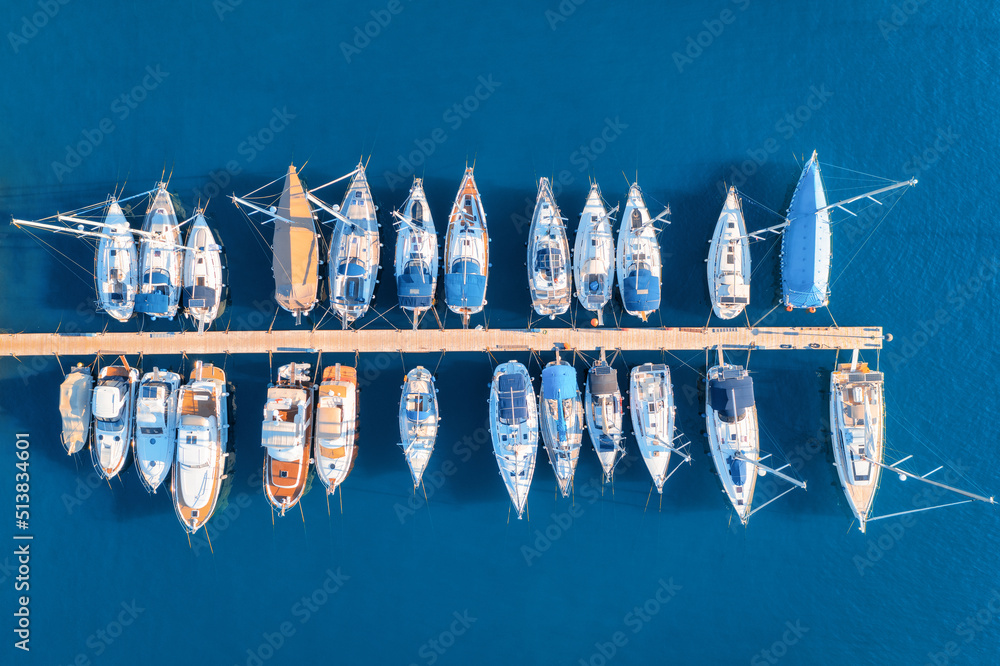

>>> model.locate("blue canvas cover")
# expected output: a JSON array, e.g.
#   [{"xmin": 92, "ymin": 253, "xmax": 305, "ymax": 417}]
[
  {"xmin": 497, "ymin": 373, "xmax": 528, "ymax": 424},
  {"xmin": 622, "ymin": 267, "xmax": 660, "ymax": 313},
  {"xmin": 709, "ymin": 374, "xmax": 755, "ymax": 420},
  {"xmin": 444, "ymin": 259, "xmax": 486, "ymax": 308},
  {"xmin": 542, "ymin": 364, "xmax": 577, "ymax": 401},
  {"xmin": 728, "ymin": 456, "xmax": 746, "ymax": 486},
  {"xmin": 183, "ymin": 285, "xmax": 217, "ymax": 309},
  {"xmin": 397, "ymin": 264, "xmax": 433, "ymax": 308},
  {"xmin": 135, "ymin": 291, "xmax": 169, "ymax": 314},
  {"xmin": 781, "ymin": 156, "xmax": 830, "ymax": 309}
]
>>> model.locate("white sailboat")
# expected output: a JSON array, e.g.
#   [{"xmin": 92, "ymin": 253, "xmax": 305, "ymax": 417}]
[
  {"xmin": 231, "ymin": 165, "xmax": 321, "ymax": 324},
  {"xmin": 443, "ymin": 167, "xmax": 489, "ymax": 327},
  {"xmin": 630, "ymin": 363, "xmax": 690, "ymax": 494},
  {"xmin": 527, "ymin": 177, "xmax": 571, "ymax": 319},
  {"xmin": 134, "ymin": 368, "xmax": 181, "ymax": 493},
  {"xmin": 584, "ymin": 351, "xmax": 624, "ymax": 483},
  {"xmin": 91, "ymin": 361, "xmax": 139, "ymax": 480},
  {"xmin": 573, "ymin": 183, "xmax": 617, "ymax": 326},
  {"xmin": 136, "ymin": 183, "xmax": 183, "ymax": 320},
  {"xmin": 830, "ymin": 350, "xmax": 994, "ymax": 533},
  {"xmin": 539, "ymin": 351, "xmax": 584, "ymax": 497},
  {"xmin": 707, "ymin": 187, "xmax": 751, "ymax": 320},
  {"xmin": 313, "ymin": 364, "xmax": 360, "ymax": 495},
  {"xmin": 58, "ymin": 363, "xmax": 93, "ymax": 455},
  {"xmin": 171, "ymin": 362, "xmax": 229, "ymax": 534},
  {"xmin": 490, "ymin": 361, "xmax": 538, "ymax": 519},
  {"xmin": 182, "ymin": 209, "xmax": 224, "ymax": 333},
  {"xmin": 617, "ymin": 183, "xmax": 666, "ymax": 321},
  {"xmin": 12, "ymin": 197, "xmax": 141, "ymax": 322},
  {"xmin": 393, "ymin": 178, "xmax": 438, "ymax": 328},
  {"xmin": 328, "ymin": 162, "xmax": 381, "ymax": 327},
  {"xmin": 398, "ymin": 366, "xmax": 439, "ymax": 489}
]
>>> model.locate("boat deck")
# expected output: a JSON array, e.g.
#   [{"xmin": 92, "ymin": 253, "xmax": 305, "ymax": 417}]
[{"xmin": 1, "ymin": 326, "xmax": 882, "ymax": 356}]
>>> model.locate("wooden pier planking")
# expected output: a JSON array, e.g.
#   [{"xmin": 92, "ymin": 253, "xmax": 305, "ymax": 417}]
[{"xmin": 0, "ymin": 326, "xmax": 883, "ymax": 357}]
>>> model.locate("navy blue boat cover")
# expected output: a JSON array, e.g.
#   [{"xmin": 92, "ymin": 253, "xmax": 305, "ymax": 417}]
[
  {"xmin": 444, "ymin": 259, "xmax": 486, "ymax": 308},
  {"xmin": 497, "ymin": 373, "xmax": 528, "ymax": 424},
  {"xmin": 622, "ymin": 267, "xmax": 660, "ymax": 313}
]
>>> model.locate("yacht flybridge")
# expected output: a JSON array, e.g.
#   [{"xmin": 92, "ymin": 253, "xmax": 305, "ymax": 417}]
[
  {"xmin": 527, "ymin": 177, "xmax": 571, "ymax": 319},
  {"xmin": 444, "ymin": 167, "xmax": 489, "ymax": 327}
]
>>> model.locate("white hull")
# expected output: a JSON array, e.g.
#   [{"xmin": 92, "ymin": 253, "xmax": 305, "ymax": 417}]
[
  {"xmin": 708, "ymin": 187, "xmax": 751, "ymax": 320},
  {"xmin": 629, "ymin": 363, "xmax": 675, "ymax": 494},
  {"xmin": 584, "ymin": 361, "xmax": 623, "ymax": 482},
  {"xmin": 830, "ymin": 361, "xmax": 884, "ymax": 533},
  {"xmin": 398, "ymin": 366, "xmax": 439, "ymax": 488},
  {"xmin": 705, "ymin": 363, "xmax": 758, "ymax": 524},
  {"xmin": 96, "ymin": 201, "xmax": 138, "ymax": 322},
  {"xmin": 59, "ymin": 366, "xmax": 93, "ymax": 455},
  {"xmin": 490, "ymin": 361, "xmax": 538, "ymax": 518},
  {"xmin": 91, "ymin": 365, "xmax": 139, "ymax": 480},
  {"xmin": 527, "ymin": 178, "xmax": 571, "ymax": 318},
  {"xmin": 134, "ymin": 368, "xmax": 181, "ymax": 493},
  {"xmin": 394, "ymin": 179, "xmax": 438, "ymax": 321},
  {"xmin": 573, "ymin": 183, "xmax": 615, "ymax": 324},
  {"xmin": 444, "ymin": 168, "xmax": 489, "ymax": 321},
  {"xmin": 183, "ymin": 213, "xmax": 224, "ymax": 333},
  {"xmin": 539, "ymin": 360, "xmax": 584, "ymax": 497},
  {"xmin": 137, "ymin": 185, "xmax": 182, "ymax": 319},
  {"xmin": 616, "ymin": 183, "xmax": 661, "ymax": 320},
  {"xmin": 314, "ymin": 364, "xmax": 359, "ymax": 494},
  {"xmin": 330, "ymin": 164, "xmax": 380, "ymax": 326}
]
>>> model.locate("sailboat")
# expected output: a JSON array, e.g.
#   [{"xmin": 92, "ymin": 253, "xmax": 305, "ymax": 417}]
[
  {"xmin": 489, "ymin": 361, "xmax": 538, "ymax": 519},
  {"xmin": 706, "ymin": 350, "xmax": 805, "ymax": 525},
  {"xmin": 91, "ymin": 361, "xmax": 139, "ymax": 480},
  {"xmin": 134, "ymin": 368, "xmax": 181, "ymax": 493},
  {"xmin": 443, "ymin": 167, "xmax": 489, "ymax": 327},
  {"xmin": 573, "ymin": 183, "xmax": 617, "ymax": 326},
  {"xmin": 231, "ymin": 165, "xmax": 320, "ymax": 324},
  {"xmin": 171, "ymin": 361, "xmax": 229, "ymax": 534},
  {"xmin": 261, "ymin": 363, "xmax": 314, "ymax": 515},
  {"xmin": 630, "ymin": 363, "xmax": 689, "ymax": 493},
  {"xmin": 12, "ymin": 197, "xmax": 139, "ymax": 322},
  {"xmin": 617, "ymin": 183, "xmax": 665, "ymax": 321},
  {"xmin": 707, "ymin": 187, "xmax": 751, "ymax": 320},
  {"xmin": 313, "ymin": 364, "xmax": 359, "ymax": 495},
  {"xmin": 829, "ymin": 350, "xmax": 993, "ymax": 533},
  {"xmin": 398, "ymin": 366, "xmax": 439, "ymax": 489},
  {"xmin": 182, "ymin": 209, "xmax": 224, "ymax": 333},
  {"xmin": 527, "ymin": 177, "xmax": 571, "ymax": 319},
  {"xmin": 778, "ymin": 151, "xmax": 916, "ymax": 311},
  {"xmin": 393, "ymin": 178, "xmax": 438, "ymax": 328},
  {"xmin": 539, "ymin": 351, "xmax": 584, "ymax": 497},
  {"xmin": 328, "ymin": 162, "xmax": 380, "ymax": 327},
  {"xmin": 584, "ymin": 351, "xmax": 624, "ymax": 483},
  {"xmin": 136, "ymin": 183, "xmax": 183, "ymax": 320},
  {"xmin": 58, "ymin": 363, "xmax": 93, "ymax": 455}
]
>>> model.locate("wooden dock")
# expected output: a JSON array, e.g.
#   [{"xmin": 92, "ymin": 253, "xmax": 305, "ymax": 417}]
[{"xmin": 0, "ymin": 326, "xmax": 883, "ymax": 357}]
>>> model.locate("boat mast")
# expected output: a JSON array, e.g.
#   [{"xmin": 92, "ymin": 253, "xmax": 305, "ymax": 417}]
[
  {"xmin": 230, "ymin": 195, "xmax": 298, "ymax": 226},
  {"xmin": 733, "ymin": 452, "xmax": 807, "ymax": 489},
  {"xmin": 861, "ymin": 456, "xmax": 995, "ymax": 504},
  {"xmin": 818, "ymin": 178, "xmax": 918, "ymax": 216},
  {"xmin": 11, "ymin": 218, "xmax": 111, "ymax": 241}
]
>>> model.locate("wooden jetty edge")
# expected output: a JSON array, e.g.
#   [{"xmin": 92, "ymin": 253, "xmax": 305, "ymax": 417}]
[{"xmin": 0, "ymin": 326, "xmax": 883, "ymax": 357}]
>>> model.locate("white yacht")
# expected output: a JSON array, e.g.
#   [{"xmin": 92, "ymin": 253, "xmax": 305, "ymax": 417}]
[
  {"xmin": 134, "ymin": 368, "xmax": 181, "ymax": 493},
  {"xmin": 630, "ymin": 363, "xmax": 685, "ymax": 494},
  {"xmin": 394, "ymin": 178, "xmax": 438, "ymax": 328},
  {"xmin": 97, "ymin": 200, "xmax": 138, "ymax": 322},
  {"xmin": 136, "ymin": 183, "xmax": 182, "ymax": 320},
  {"xmin": 527, "ymin": 177, "xmax": 571, "ymax": 319},
  {"xmin": 91, "ymin": 362, "xmax": 139, "ymax": 480},
  {"xmin": 584, "ymin": 354, "xmax": 623, "ymax": 483},
  {"xmin": 443, "ymin": 167, "xmax": 489, "ymax": 327},
  {"xmin": 830, "ymin": 351, "xmax": 883, "ymax": 533},
  {"xmin": 617, "ymin": 183, "xmax": 663, "ymax": 321},
  {"xmin": 707, "ymin": 187, "xmax": 750, "ymax": 320},
  {"xmin": 171, "ymin": 361, "xmax": 229, "ymax": 534},
  {"xmin": 262, "ymin": 363, "xmax": 314, "ymax": 515},
  {"xmin": 573, "ymin": 183, "xmax": 616, "ymax": 325},
  {"xmin": 705, "ymin": 358, "xmax": 760, "ymax": 524},
  {"xmin": 490, "ymin": 361, "xmax": 538, "ymax": 519},
  {"xmin": 398, "ymin": 366, "xmax": 439, "ymax": 489},
  {"xmin": 182, "ymin": 210, "xmax": 224, "ymax": 333},
  {"xmin": 329, "ymin": 162, "xmax": 380, "ymax": 326},
  {"xmin": 59, "ymin": 364, "xmax": 93, "ymax": 455},
  {"xmin": 539, "ymin": 352, "xmax": 584, "ymax": 497},
  {"xmin": 313, "ymin": 364, "xmax": 359, "ymax": 495}
]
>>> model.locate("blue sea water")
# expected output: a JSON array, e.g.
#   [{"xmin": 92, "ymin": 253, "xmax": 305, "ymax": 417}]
[{"xmin": 1, "ymin": 1, "xmax": 999, "ymax": 664}]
